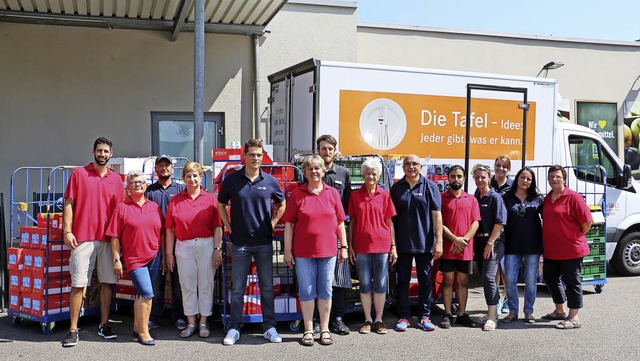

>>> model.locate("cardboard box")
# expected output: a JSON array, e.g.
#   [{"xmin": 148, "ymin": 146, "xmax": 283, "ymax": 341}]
[
  {"xmin": 37, "ymin": 212, "xmax": 63, "ymax": 229},
  {"xmin": 32, "ymin": 273, "xmax": 72, "ymax": 295},
  {"xmin": 9, "ymin": 272, "xmax": 20, "ymax": 293},
  {"xmin": 30, "ymin": 227, "xmax": 46, "ymax": 248},
  {"xmin": 20, "ymin": 271, "xmax": 33, "ymax": 293},
  {"xmin": 30, "ymin": 292, "xmax": 71, "ymax": 317},
  {"xmin": 31, "ymin": 249, "xmax": 46, "ymax": 275},
  {"xmin": 20, "ymin": 226, "xmax": 38, "ymax": 249},
  {"xmin": 21, "ymin": 293, "xmax": 33, "ymax": 314},
  {"xmin": 7, "ymin": 248, "xmax": 23, "ymax": 271},
  {"xmin": 40, "ymin": 227, "xmax": 63, "ymax": 249},
  {"xmin": 9, "ymin": 291, "xmax": 21, "ymax": 312},
  {"xmin": 274, "ymin": 295, "xmax": 299, "ymax": 313},
  {"xmin": 47, "ymin": 240, "xmax": 71, "ymax": 252},
  {"xmin": 22, "ymin": 250, "xmax": 34, "ymax": 271},
  {"xmin": 47, "ymin": 250, "xmax": 71, "ymax": 268}
]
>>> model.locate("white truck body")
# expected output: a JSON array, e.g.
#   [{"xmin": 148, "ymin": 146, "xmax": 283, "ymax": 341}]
[{"xmin": 268, "ymin": 59, "xmax": 640, "ymax": 275}]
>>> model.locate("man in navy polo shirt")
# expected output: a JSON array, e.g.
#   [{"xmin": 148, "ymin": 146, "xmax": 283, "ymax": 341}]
[
  {"xmin": 217, "ymin": 139, "xmax": 286, "ymax": 346},
  {"xmin": 390, "ymin": 154, "xmax": 443, "ymax": 332},
  {"xmin": 145, "ymin": 155, "xmax": 187, "ymax": 331}
]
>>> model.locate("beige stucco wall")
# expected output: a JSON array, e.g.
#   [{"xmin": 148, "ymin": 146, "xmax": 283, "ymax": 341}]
[{"xmin": 356, "ymin": 25, "xmax": 640, "ymax": 116}]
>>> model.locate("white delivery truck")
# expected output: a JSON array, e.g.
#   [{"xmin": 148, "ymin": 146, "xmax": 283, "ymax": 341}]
[{"xmin": 268, "ymin": 59, "xmax": 639, "ymax": 276}]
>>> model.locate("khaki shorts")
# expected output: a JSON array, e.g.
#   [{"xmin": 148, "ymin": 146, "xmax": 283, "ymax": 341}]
[{"xmin": 69, "ymin": 241, "xmax": 118, "ymax": 287}]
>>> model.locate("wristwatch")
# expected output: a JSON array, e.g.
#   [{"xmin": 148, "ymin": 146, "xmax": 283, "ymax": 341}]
[{"xmin": 113, "ymin": 259, "xmax": 120, "ymax": 264}]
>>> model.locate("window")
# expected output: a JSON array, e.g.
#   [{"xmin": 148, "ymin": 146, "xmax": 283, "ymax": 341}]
[
  {"xmin": 151, "ymin": 112, "xmax": 224, "ymax": 166},
  {"xmin": 568, "ymin": 135, "xmax": 618, "ymax": 186}
]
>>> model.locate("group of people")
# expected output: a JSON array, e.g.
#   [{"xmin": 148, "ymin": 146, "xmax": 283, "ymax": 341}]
[{"xmin": 60, "ymin": 136, "xmax": 593, "ymax": 349}]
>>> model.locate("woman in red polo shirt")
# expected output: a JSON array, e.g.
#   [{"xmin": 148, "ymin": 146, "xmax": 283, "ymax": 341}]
[
  {"xmin": 348, "ymin": 158, "xmax": 397, "ymax": 335},
  {"xmin": 283, "ymin": 155, "xmax": 348, "ymax": 346},
  {"xmin": 541, "ymin": 165, "xmax": 592, "ymax": 329},
  {"xmin": 165, "ymin": 162, "xmax": 223, "ymax": 339},
  {"xmin": 107, "ymin": 170, "xmax": 163, "ymax": 346}
]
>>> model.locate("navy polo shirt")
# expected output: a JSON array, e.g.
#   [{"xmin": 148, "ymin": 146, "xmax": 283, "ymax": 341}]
[
  {"xmin": 503, "ymin": 193, "xmax": 544, "ymax": 255},
  {"xmin": 490, "ymin": 176, "xmax": 513, "ymax": 195},
  {"xmin": 474, "ymin": 189, "xmax": 507, "ymax": 239},
  {"xmin": 217, "ymin": 167, "xmax": 285, "ymax": 246},
  {"xmin": 145, "ymin": 181, "xmax": 186, "ymax": 217},
  {"xmin": 323, "ymin": 163, "xmax": 351, "ymax": 214},
  {"xmin": 390, "ymin": 175, "xmax": 441, "ymax": 254}
]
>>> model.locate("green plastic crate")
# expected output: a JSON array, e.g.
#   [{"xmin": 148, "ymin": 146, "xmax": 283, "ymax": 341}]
[{"xmin": 585, "ymin": 225, "xmax": 605, "ymax": 238}]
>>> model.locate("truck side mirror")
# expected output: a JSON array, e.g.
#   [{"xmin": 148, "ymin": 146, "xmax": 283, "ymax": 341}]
[{"xmin": 619, "ymin": 164, "xmax": 632, "ymax": 189}]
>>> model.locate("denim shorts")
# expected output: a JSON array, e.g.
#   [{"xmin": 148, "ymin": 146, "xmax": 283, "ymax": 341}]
[
  {"xmin": 129, "ymin": 254, "xmax": 161, "ymax": 299},
  {"xmin": 295, "ymin": 257, "xmax": 336, "ymax": 301},
  {"xmin": 356, "ymin": 253, "xmax": 389, "ymax": 294}
]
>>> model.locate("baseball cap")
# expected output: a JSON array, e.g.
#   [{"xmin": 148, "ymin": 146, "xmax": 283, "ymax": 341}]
[{"xmin": 155, "ymin": 155, "xmax": 173, "ymax": 164}]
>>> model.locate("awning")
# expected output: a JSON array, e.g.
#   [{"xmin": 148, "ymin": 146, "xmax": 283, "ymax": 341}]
[{"xmin": 0, "ymin": 0, "xmax": 287, "ymax": 40}]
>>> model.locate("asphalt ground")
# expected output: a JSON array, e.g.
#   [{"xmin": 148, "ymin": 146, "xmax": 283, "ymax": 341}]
[{"xmin": 1, "ymin": 271, "xmax": 639, "ymax": 360}]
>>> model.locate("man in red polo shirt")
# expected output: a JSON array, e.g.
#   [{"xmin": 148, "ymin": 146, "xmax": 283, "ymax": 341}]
[
  {"xmin": 61, "ymin": 137, "xmax": 125, "ymax": 347},
  {"xmin": 439, "ymin": 165, "xmax": 480, "ymax": 329}
]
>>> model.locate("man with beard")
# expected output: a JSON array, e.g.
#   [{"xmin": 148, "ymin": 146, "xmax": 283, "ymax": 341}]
[
  {"xmin": 62, "ymin": 137, "xmax": 125, "ymax": 347},
  {"xmin": 316, "ymin": 135, "xmax": 352, "ymax": 335},
  {"xmin": 145, "ymin": 155, "xmax": 186, "ymax": 330},
  {"xmin": 389, "ymin": 154, "xmax": 443, "ymax": 332},
  {"xmin": 439, "ymin": 165, "xmax": 480, "ymax": 329}
]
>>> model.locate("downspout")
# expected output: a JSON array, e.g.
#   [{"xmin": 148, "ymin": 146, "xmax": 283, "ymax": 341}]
[{"xmin": 253, "ymin": 34, "xmax": 261, "ymax": 140}]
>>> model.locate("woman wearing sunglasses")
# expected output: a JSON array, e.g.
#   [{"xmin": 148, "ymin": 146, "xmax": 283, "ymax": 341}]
[{"xmin": 501, "ymin": 167, "xmax": 544, "ymax": 324}]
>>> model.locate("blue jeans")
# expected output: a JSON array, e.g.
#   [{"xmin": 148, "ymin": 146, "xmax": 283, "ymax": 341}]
[
  {"xmin": 229, "ymin": 244, "xmax": 275, "ymax": 332},
  {"xmin": 129, "ymin": 253, "xmax": 161, "ymax": 299},
  {"xmin": 150, "ymin": 250, "xmax": 184, "ymax": 324},
  {"xmin": 395, "ymin": 253, "xmax": 432, "ymax": 320},
  {"xmin": 356, "ymin": 253, "xmax": 389, "ymax": 294},
  {"xmin": 295, "ymin": 257, "xmax": 336, "ymax": 301},
  {"xmin": 474, "ymin": 239, "xmax": 504, "ymax": 306},
  {"xmin": 505, "ymin": 254, "xmax": 540, "ymax": 315}
]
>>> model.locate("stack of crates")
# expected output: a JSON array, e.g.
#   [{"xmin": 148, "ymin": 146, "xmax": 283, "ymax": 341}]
[{"xmin": 582, "ymin": 216, "xmax": 606, "ymax": 283}]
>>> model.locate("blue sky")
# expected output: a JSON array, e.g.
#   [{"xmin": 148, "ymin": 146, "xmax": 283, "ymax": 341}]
[{"xmin": 356, "ymin": 0, "xmax": 640, "ymax": 42}]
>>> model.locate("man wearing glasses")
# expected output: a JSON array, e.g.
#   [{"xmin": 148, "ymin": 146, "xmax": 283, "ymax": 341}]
[{"xmin": 389, "ymin": 154, "xmax": 443, "ymax": 332}]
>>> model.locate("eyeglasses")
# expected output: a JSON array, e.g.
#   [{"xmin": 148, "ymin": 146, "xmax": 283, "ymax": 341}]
[
  {"xmin": 128, "ymin": 181, "xmax": 146, "ymax": 186},
  {"xmin": 517, "ymin": 203, "xmax": 526, "ymax": 217},
  {"xmin": 403, "ymin": 162, "xmax": 421, "ymax": 167}
]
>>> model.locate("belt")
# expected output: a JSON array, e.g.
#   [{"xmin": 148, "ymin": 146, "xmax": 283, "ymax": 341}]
[{"xmin": 476, "ymin": 233, "xmax": 490, "ymax": 237}]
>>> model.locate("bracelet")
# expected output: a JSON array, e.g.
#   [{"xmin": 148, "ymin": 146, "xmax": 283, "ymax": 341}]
[
  {"xmin": 390, "ymin": 244, "xmax": 396, "ymax": 247},
  {"xmin": 64, "ymin": 231, "xmax": 72, "ymax": 235},
  {"xmin": 340, "ymin": 246, "xmax": 348, "ymax": 249}
]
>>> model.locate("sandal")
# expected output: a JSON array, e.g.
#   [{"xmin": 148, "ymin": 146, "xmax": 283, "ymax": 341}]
[
  {"xmin": 501, "ymin": 314, "xmax": 518, "ymax": 323},
  {"xmin": 301, "ymin": 331, "xmax": 314, "ymax": 346},
  {"xmin": 199, "ymin": 324, "xmax": 210, "ymax": 338},
  {"xmin": 180, "ymin": 324, "xmax": 196, "ymax": 338},
  {"xmin": 482, "ymin": 319, "xmax": 496, "ymax": 331},
  {"xmin": 319, "ymin": 330, "xmax": 333, "ymax": 346},
  {"xmin": 541, "ymin": 311, "xmax": 567, "ymax": 320},
  {"xmin": 555, "ymin": 318, "xmax": 581, "ymax": 329}
]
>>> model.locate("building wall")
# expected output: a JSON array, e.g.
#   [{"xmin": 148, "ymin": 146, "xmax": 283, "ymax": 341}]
[{"xmin": 356, "ymin": 25, "xmax": 640, "ymax": 116}]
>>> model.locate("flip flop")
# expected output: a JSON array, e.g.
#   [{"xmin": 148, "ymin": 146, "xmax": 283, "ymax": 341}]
[
  {"xmin": 180, "ymin": 324, "xmax": 196, "ymax": 338},
  {"xmin": 301, "ymin": 331, "xmax": 314, "ymax": 346},
  {"xmin": 541, "ymin": 311, "xmax": 567, "ymax": 320},
  {"xmin": 199, "ymin": 324, "xmax": 210, "ymax": 338},
  {"xmin": 319, "ymin": 330, "xmax": 333, "ymax": 346},
  {"xmin": 555, "ymin": 318, "xmax": 581, "ymax": 329}
]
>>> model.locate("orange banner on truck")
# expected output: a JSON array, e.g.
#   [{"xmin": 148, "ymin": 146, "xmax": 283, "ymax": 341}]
[{"xmin": 339, "ymin": 90, "xmax": 536, "ymax": 160}]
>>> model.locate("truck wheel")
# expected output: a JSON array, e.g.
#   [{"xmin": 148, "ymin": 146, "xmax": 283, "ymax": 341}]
[{"xmin": 611, "ymin": 232, "xmax": 640, "ymax": 276}]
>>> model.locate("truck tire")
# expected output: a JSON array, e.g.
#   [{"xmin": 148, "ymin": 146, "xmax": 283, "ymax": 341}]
[{"xmin": 610, "ymin": 232, "xmax": 640, "ymax": 276}]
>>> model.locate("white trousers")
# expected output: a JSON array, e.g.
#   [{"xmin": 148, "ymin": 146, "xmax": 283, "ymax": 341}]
[{"xmin": 175, "ymin": 237, "xmax": 215, "ymax": 317}]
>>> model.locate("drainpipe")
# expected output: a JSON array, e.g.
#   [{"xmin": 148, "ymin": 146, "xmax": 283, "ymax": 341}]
[{"xmin": 253, "ymin": 34, "xmax": 261, "ymax": 140}]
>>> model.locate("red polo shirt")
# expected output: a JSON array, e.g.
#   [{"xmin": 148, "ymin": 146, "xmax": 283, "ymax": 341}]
[
  {"xmin": 282, "ymin": 182, "xmax": 346, "ymax": 258},
  {"xmin": 348, "ymin": 185, "xmax": 397, "ymax": 254},
  {"xmin": 166, "ymin": 189, "xmax": 222, "ymax": 240},
  {"xmin": 441, "ymin": 190, "xmax": 481, "ymax": 261},
  {"xmin": 106, "ymin": 198, "xmax": 163, "ymax": 271},
  {"xmin": 542, "ymin": 187, "xmax": 593, "ymax": 260},
  {"xmin": 64, "ymin": 163, "xmax": 125, "ymax": 242}
]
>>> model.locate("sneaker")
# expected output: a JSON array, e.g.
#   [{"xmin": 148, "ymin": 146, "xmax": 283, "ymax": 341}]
[
  {"xmin": 395, "ymin": 318, "xmax": 410, "ymax": 332},
  {"xmin": 61, "ymin": 330, "xmax": 79, "ymax": 347},
  {"xmin": 329, "ymin": 318, "xmax": 350, "ymax": 335},
  {"xmin": 359, "ymin": 321, "xmax": 372, "ymax": 334},
  {"xmin": 456, "ymin": 313, "xmax": 477, "ymax": 328},
  {"xmin": 148, "ymin": 321, "xmax": 160, "ymax": 330},
  {"xmin": 418, "ymin": 317, "xmax": 436, "ymax": 331},
  {"xmin": 501, "ymin": 301, "xmax": 510, "ymax": 314},
  {"xmin": 496, "ymin": 300, "xmax": 503, "ymax": 315},
  {"xmin": 439, "ymin": 314, "xmax": 453, "ymax": 329},
  {"xmin": 98, "ymin": 323, "xmax": 118, "ymax": 339},
  {"xmin": 175, "ymin": 319, "xmax": 188, "ymax": 330},
  {"xmin": 263, "ymin": 327, "xmax": 282, "ymax": 343},
  {"xmin": 373, "ymin": 321, "xmax": 387, "ymax": 334},
  {"xmin": 223, "ymin": 329, "xmax": 240, "ymax": 345}
]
